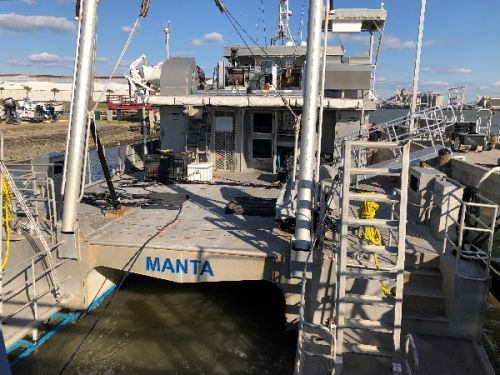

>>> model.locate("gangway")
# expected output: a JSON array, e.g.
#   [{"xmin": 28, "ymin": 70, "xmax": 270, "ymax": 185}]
[{"xmin": 333, "ymin": 105, "xmax": 457, "ymax": 167}]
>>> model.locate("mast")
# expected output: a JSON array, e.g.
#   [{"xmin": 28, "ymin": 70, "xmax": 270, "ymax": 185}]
[
  {"xmin": 61, "ymin": 0, "xmax": 99, "ymax": 233},
  {"xmin": 410, "ymin": 0, "xmax": 427, "ymax": 130},
  {"xmin": 271, "ymin": 0, "xmax": 296, "ymax": 45},
  {"xmin": 291, "ymin": 0, "xmax": 323, "ymax": 267},
  {"xmin": 164, "ymin": 21, "xmax": 171, "ymax": 60}
]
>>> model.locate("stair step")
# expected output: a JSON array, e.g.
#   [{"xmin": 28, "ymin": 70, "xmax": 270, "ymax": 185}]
[
  {"xmin": 347, "ymin": 243, "xmax": 399, "ymax": 255},
  {"xmin": 404, "ymin": 267, "xmax": 442, "ymax": 289},
  {"xmin": 343, "ymin": 268, "xmax": 397, "ymax": 280},
  {"xmin": 343, "ymin": 343, "xmax": 393, "ymax": 358},
  {"xmin": 349, "ymin": 192, "xmax": 400, "ymax": 204},
  {"xmin": 403, "ymin": 286, "xmax": 446, "ymax": 315},
  {"xmin": 343, "ymin": 294, "xmax": 395, "ymax": 305},
  {"xmin": 405, "ymin": 251, "xmax": 440, "ymax": 269},
  {"xmin": 342, "ymin": 318, "xmax": 393, "ymax": 333},
  {"xmin": 344, "ymin": 217, "xmax": 399, "ymax": 228}
]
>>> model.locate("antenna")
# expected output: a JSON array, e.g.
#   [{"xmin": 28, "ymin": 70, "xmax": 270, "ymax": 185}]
[
  {"xmin": 271, "ymin": 0, "xmax": 296, "ymax": 45},
  {"xmin": 164, "ymin": 21, "xmax": 171, "ymax": 60}
]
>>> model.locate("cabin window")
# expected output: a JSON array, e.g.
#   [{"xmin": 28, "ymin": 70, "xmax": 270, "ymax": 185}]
[
  {"xmin": 253, "ymin": 113, "xmax": 273, "ymax": 133},
  {"xmin": 253, "ymin": 139, "xmax": 272, "ymax": 159}
]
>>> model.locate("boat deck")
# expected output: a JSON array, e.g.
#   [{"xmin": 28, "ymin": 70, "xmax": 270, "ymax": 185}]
[{"xmin": 77, "ymin": 174, "xmax": 290, "ymax": 283}]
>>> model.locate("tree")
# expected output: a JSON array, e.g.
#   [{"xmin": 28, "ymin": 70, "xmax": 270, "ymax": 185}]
[
  {"xmin": 51, "ymin": 88, "xmax": 60, "ymax": 100},
  {"xmin": 106, "ymin": 89, "xmax": 114, "ymax": 96},
  {"xmin": 23, "ymin": 86, "xmax": 32, "ymax": 98}
]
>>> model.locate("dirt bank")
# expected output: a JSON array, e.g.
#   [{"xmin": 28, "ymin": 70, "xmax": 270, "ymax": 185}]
[{"xmin": 0, "ymin": 120, "xmax": 146, "ymax": 162}]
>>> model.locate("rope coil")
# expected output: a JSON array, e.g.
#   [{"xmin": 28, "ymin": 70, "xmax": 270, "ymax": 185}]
[{"xmin": 358, "ymin": 194, "xmax": 396, "ymax": 298}]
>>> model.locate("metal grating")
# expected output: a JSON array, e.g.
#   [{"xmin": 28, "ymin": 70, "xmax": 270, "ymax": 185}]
[{"xmin": 214, "ymin": 111, "xmax": 236, "ymax": 171}]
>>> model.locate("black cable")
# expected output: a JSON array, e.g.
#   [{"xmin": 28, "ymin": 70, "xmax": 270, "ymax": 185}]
[{"xmin": 57, "ymin": 202, "xmax": 185, "ymax": 374}]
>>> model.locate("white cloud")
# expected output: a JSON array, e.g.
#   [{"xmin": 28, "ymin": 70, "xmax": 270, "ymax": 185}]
[
  {"xmin": 421, "ymin": 80, "xmax": 449, "ymax": 87},
  {"xmin": 121, "ymin": 23, "xmax": 140, "ymax": 33},
  {"xmin": 192, "ymin": 32, "xmax": 224, "ymax": 46},
  {"xmin": 494, "ymin": 81, "xmax": 500, "ymax": 88},
  {"xmin": 28, "ymin": 52, "xmax": 63, "ymax": 63},
  {"xmin": 19, "ymin": 0, "xmax": 36, "ymax": 4},
  {"xmin": 423, "ymin": 66, "xmax": 472, "ymax": 74},
  {"xmin": 172, "ymin": 50, "xmax": 195, "ymax": 57},
  {"xmin": 7, "ymin": 59, "xmax": 32, "ymax": 67},
  {"xmin": 383, "ymin": 35, "xmax": 416, "ymax": 49},
  {"xmin": 0, "ymin": 13, "xmax": 75, "ymax": 33}
]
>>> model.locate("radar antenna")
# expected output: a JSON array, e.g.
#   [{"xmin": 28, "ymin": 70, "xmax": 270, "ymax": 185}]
[{"xmin": 271, "ymin": 0, "xmax": 296, "ymax": 45}]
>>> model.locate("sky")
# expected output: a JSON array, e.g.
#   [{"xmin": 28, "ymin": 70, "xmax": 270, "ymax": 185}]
[{"xmin": 0, "ymin": 0, "xmax": 499, "ymax": 100}]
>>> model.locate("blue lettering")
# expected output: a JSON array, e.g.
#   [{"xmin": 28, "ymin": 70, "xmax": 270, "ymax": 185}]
[
  {"xmin": 176, "ymin": 259, "xmax": 188, "ymax": 274},
  {"xmin": 190, "ymin": 259, "xmax": 201, "ymax": 275},
  {"xmin": 145, "ymin": 256, "xmax": 160, "ymax": 272},
  {"xmin": 162, "ymin": 258, "xmax": 175, "ymax": 273},
  {"xmin": 200, "ymin": 261, "xmax": 214, "ymax": 277}
]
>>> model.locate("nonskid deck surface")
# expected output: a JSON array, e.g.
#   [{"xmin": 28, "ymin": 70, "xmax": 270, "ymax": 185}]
[{"xmin": 76, "ymin": 174, "xmax": 290, "ymax": 282}]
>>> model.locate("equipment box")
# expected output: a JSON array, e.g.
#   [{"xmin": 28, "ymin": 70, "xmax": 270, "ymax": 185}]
[{"xmin": 187, "ymin": 162, "xmax": 213, "ymax": 182}]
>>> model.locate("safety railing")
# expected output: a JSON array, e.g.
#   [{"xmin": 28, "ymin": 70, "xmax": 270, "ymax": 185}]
[
  {"xmin": 334, "ymin": 105, "xmax": 457, "ymax": 165},
  {"xmin": 441, "ymin": 189, "xmax": 498, "ymax": 281},
  {"xmin": 404, "ymin": 334, "xmax": 420, "ymax": 375}
]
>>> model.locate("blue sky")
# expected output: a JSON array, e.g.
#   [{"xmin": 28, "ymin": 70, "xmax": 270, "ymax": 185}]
[{"xmin": 0, "ymin": 0, "xmax": 499, "ymax": 100}]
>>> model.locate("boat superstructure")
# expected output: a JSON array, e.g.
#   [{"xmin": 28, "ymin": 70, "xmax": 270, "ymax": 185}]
[{"xmin": 0, "ymin": 1, "xmax": 498, "ymax": 374}]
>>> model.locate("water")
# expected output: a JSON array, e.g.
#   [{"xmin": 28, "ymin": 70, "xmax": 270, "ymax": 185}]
[{"xmin": 12, "ymin": 277, "xmax": 296, "ymax": 375}]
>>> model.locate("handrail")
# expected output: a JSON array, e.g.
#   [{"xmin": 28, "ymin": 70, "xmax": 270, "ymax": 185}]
[
  {"xmin": 441, "ymin": 189, "xmax": 498, "ymax": 281},
  {"xmin": 404, "ymin": 334, "xmax": 419, "ymax": 375}
]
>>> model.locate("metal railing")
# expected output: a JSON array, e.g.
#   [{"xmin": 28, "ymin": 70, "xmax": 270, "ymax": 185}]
[
  {"xmin": 334, "ymin": 105, "xmax": 457, "ymax": 164},
  {"xmin": 404, "ymin": 334, "xmax": 420, "ymax": 375},
  {"xmin": 441, "ymin": 189, "xmax": 498, "ymax": 281}
]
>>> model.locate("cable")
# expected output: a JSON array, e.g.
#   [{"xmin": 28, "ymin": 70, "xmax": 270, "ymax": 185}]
[
  {"xmin": 2, "ymin": 176, "xmax": 13, "ymax": 271},
  {"xmin": 57, "ymin": 202, "xmax": 185, "ymax": 374}
]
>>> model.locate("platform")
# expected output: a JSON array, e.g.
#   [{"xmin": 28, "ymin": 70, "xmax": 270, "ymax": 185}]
[{"xmin": 77, "ymin": 176, "xmax": 291, "ymax": 283}]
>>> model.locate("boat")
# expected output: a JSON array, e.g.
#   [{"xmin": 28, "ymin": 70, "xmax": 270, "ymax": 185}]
[{"xmin": 0, "ymin": 1, "xmax": 498, "ymax": 374}]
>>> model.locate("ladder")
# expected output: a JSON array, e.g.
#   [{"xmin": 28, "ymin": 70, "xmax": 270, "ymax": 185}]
[
  {"xmin": 334, "ymin": 141, "xmax": 410, "ymax": 373},
  {"xmin": 0, "ymin": 161, "xmax": 61, "ymax": 300}
]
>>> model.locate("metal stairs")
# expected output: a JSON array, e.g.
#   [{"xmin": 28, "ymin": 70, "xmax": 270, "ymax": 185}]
[
  {"xmin": 0, "ymin": 161, "xmax": 61, "ymax": 300},
  {"xmin": 334, "ymin": 141, "xmax": 410, "ymax": 374}
]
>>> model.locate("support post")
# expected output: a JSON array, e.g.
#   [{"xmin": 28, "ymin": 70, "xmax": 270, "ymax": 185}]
[
  {"xmin": 291, "ymin": 0, "xmax": 323, "ymax": 276},
  {"xmin": 410, "ymin": 0, "xmax": 427, "ymax": 131},
  {"xmin": 61, "ymin": 0, "xmax": 99, "ymax": 233}
]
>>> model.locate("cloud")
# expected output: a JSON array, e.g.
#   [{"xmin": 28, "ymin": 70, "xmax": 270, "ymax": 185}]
[
  {"xmin": 121, "ymin": 23, "xmax": 140, "ymax": 33},
  {"xmin": 332, "ymin": 34, "xmax": 437, "ymax": 50},
  {"xmin": 192, "ymin": 32, "xmax": 224, "ymax": 46},
  {"xmin": 421, "ymin": 80, "xmax": 449, "ymax": 87},
  {"xmin": 19, "ymin": 0, "xmax": 36, "ymax": 4},
  {"xmin": 172, "ymin": 50, "xmax": 195, "ymax": 57},
  {"xmin": 28, "ymin": 52, "xmax": 63, "ymax": 63},
  {"xmin": 7, "ymin": 59, "xmax": 32, "ymax": 67},
  {"xmin": 0, "ymin": 13, "xmax": 75, "ymax": 33},
  {"xmin": 422, "ymin": 66, "xmax": 472, "ymax": 74},
  {"xmin": 494, "ymin": 81, "xmax": 500, "ymax": 88}
]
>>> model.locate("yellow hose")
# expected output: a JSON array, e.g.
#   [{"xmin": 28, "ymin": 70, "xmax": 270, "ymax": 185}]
[
  {"xmin": 2, "ymin": 176, "xmax": 13, "ymax": 271},
  {"xmin": 358, "ymin": 194, "xmax": 396, "ymax": 298}
]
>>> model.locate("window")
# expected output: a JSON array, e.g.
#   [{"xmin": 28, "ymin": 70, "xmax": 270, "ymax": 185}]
[
  {"xmin": 253, "ymin": 139, "xmax": 272, "ymax": 159},
  {"xmin": 253, "ymin": 113, "xmax": 273, "ymax": 133}
]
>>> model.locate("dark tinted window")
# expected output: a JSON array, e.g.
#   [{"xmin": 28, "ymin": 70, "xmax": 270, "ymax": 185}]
[
  {"xmin": 253, "ymin": 139, "xmax": 272, "ymax": 158},
  {"xmin": 253, "ymin": 113, "xmax": 273, "ymax": 133}
]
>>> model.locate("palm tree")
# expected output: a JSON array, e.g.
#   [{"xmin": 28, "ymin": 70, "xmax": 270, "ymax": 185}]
[
  {"xmin": 0, "ymin": 87, "xmax": 4, "ymax": 99},
  {"xmin": 23, "ymin": 86, "xmax": 32, "ymax": 98},
  {"xmin": 106, "ymin": 89, "xmax": 114, "ymax": 96},
  {"xmin": 51, "ymin": 88, "xmax": 60, "ymax": 100}
]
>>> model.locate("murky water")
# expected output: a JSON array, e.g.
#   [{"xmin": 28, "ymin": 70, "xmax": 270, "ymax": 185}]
[{"xmin": 12, "ymin": 277, "xmax": 296, "ymax": 375}]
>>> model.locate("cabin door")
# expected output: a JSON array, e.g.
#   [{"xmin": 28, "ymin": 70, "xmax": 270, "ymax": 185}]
[
  {"xmin": 213, "ymin": 111, "xmax": 236, "ymax": 171},
  {"xmin": 250, "ymin": 112, "xmax": 275, "ymax": 171}
]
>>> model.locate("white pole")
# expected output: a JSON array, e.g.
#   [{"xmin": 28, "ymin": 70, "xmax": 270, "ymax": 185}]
[
  {"xmin": 164, "ymin": 21, "xmax": 171, "ymax": 60},
  {"xmin": 293, "ymin": 0, "xmax": 323, "ymax": 254},
  {"xmin": 61, "ymin": 0, "xmax": 99, "ymax": 233},
  {"xmin": 410, "ymin": 0, "xmax": 427, "ymax": 131}
]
